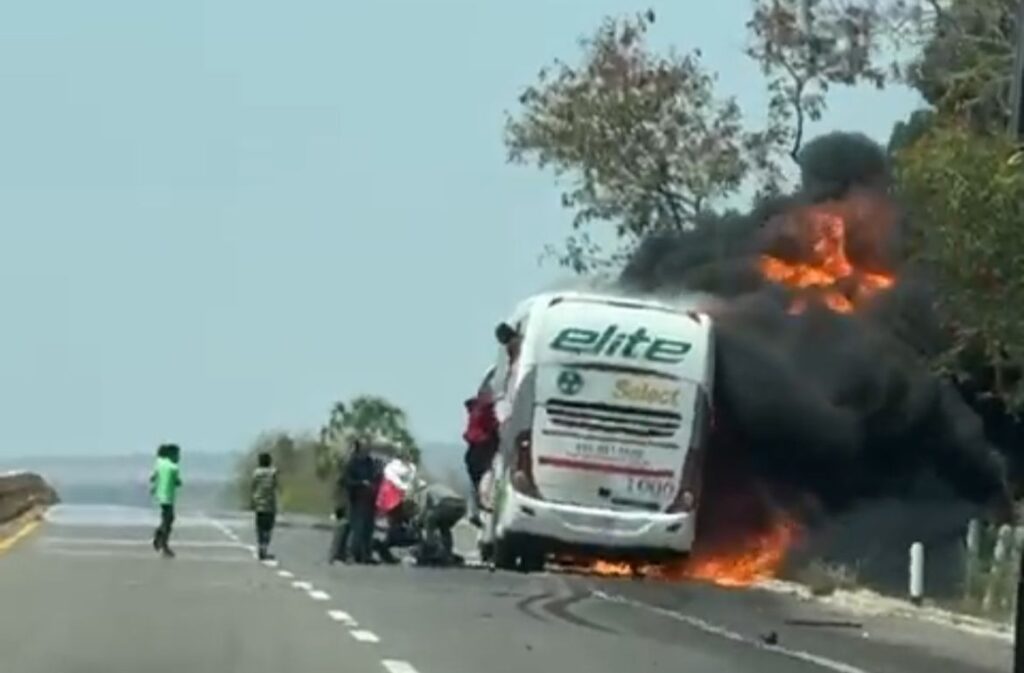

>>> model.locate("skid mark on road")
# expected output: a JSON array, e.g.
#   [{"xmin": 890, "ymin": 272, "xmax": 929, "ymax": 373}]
[{"xmin": 593, "ymin": 590, "xmax": 872, "ymax": 673}]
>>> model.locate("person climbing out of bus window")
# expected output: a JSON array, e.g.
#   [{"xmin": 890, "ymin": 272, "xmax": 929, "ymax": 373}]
[
  {"xmin": 463, "ymin": 390, "xmax": 498, "ymax": 528},
  {"xmin": 495, "ymin": 322, "xmax": 521, "ymax": 364}
]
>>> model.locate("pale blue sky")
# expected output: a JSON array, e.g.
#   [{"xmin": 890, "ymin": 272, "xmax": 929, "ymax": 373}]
[{"xmin": 0, "ymin": 0, "xmax": 922, "ymax": 458}]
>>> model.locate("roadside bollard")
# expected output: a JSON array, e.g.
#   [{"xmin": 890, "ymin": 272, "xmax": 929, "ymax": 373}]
[
  {"xmin": 984, "ymin": 524, "xmax": 1014, "ymax": 612},
  {"xmin": 1014, "ymin": 541, "xmax": 1024, "ymax": 673},
  {"xmin": 965, "ymin": 519, "xmax": 982, "ymax": 601},
  {"xmin": 909, "ymin": 542, "xmax": 924, "ymax": 606}
]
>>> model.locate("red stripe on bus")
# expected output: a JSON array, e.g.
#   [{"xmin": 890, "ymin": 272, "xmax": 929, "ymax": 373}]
[{"xmin": 537, "ymin": 456, "xmax": 675, "ymax": 478}]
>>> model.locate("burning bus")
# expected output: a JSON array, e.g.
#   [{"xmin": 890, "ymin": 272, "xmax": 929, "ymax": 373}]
[{"xmin": 476, "ymin": 290, "xmax": 714, "ymax": 572}]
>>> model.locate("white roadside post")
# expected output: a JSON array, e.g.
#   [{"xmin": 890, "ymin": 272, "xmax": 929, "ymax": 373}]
[
  {"xmin": 985, "ymin": 524, "xmax": 1014, "ymax": 613},
  {"xmin": 966, "ymin": 519, "xmax": 982, "ymax": 601},
  {"xmin": 909, "ymin": 542, "xmax": 924, "ymax": 606}
]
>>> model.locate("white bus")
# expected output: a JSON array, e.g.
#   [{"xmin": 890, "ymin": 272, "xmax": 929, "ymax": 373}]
[{"xmin": 476, "ymin": 290, "xmax": 714, "ymax": 572}]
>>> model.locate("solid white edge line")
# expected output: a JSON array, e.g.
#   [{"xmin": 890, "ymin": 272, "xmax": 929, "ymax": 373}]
[
  {"xmin": 382, "ymin": 660, "xmax": 419, "ymax": 673},
  {"xmin": 40, "ymin": 537, "xmax": 248, "ymax": 549},
  {"xmin": 591, "ymin": 590, "xmax": 871, "ymax": 673},
  {"xmin": 308, "ymin": 590, "xmax": 331, "ymax": 601},
  {"xmin": 350, "ymin": 630, "xmax": 380, "ymax": 643}
]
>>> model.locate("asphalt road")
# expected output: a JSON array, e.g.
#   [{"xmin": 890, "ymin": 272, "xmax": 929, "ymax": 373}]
[{"xmin": 0, "ymin": 504, "xmax": 1013, "ymax": 673}]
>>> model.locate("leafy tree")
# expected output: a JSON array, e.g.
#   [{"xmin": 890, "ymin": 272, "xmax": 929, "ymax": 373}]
[
  {"xmin": 894, "ymin": 125, "xmax": 1024, "ymax": 410},
  {"xmin": 505, "ymin": 11, "xmax": 755, "ymax": 272},
  {"xmin": 885, "ymin": 0, "xmax": 1018, "ymax": 131},
  {"xmin": 316, "ymin": 395, "xmax": 420, "ymax": 476},
  {"xmin": 749, "ymin": 0, "xmax": 1018, "ymax": 134},
  {"xmin": 746, "ymin": 0, "xmax": 888, "ymax": 166}
]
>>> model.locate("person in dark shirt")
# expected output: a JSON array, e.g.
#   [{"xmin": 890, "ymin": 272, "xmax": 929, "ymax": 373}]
[
  {"xmin": 329, "ymin": 455, "xmax": 351, "ymax": 564},
  {"xmin": 343, "ymin": 440, "xmax": 379, "ymax": 564},
  {"xmin": 250, "ymin": 452, "xmax": 279, "ymax": 561}
]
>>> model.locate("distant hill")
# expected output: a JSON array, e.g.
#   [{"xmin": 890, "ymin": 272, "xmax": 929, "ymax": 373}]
[
  {"xmin": 0, "ymin": 443, "xmax": 468, "ymax": 507},
  {"xmin": 0, "ymin": 452, "xmax": 240, "ymax": 509}
]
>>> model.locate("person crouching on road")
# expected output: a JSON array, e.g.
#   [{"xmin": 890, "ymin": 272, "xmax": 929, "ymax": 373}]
[
  {"xmin": 344, "ymin": 440, "xmax": 379, "ymax": 564},
  {"xmin": 150, "ymin": 443, "xmax": 182, "ymax": 558},
  {"xmin": 413, "ymin": 481, "xmax": 468, "ymax": 567},
  {"xmin": 250, "ymin": 451, "xmax": 279, "ymax": 561}
]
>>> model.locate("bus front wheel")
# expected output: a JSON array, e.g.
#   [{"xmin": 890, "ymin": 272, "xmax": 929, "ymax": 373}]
[{"xmin": 493, "ymin": 536, "xmax": 518, "ymax": 571}]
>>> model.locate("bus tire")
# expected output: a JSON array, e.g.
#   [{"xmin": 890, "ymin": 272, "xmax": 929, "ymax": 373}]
[
  {"xmin": 520, "ymin": 546, "xmax": 545, "ymax": 574},
  {"xmin": 493, "ymin": 536, "xmax": 518, "ymax": 571}
]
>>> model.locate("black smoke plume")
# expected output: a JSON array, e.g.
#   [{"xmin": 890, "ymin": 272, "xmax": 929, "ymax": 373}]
[{"xmin": 619, "ymin": 133, "xmax": 1010, "ymax": 551}]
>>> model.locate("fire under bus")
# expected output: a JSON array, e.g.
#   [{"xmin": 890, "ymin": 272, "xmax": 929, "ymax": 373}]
[{"xmin": 476, "ymin": 291, "xmax": 714, "ymax": 572}]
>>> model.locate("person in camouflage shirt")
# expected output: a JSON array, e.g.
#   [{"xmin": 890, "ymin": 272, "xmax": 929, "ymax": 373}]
[{"xmin": 250, "ymin": 452, "xmax": 279, "ymax": 561}]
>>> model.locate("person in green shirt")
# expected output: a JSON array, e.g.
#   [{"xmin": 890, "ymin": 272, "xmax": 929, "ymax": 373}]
[{"xmin": 150, "ymin": 444, "xmax": 182, "ymax": 558}]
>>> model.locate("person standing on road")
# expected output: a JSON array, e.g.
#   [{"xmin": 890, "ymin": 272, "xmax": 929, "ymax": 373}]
[
  {"xmin": 250, "ymin": 451, "xmax": 279, "ymax": 561},
  {"xmin": 343, "ymin": 440, "xmax": 379, "ymax": 564},
  {"xmin": 329, "ymin": 455, "xmax": 351, "ymax": 564},
  {"xmin": 150, "ymin": 443, "xmax": 182, "ymax": 558}
]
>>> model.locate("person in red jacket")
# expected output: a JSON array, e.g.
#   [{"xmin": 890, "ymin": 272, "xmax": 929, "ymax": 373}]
[{"xmin": 463, "ymin": 390, "xmax": 499, "ymax": 527}]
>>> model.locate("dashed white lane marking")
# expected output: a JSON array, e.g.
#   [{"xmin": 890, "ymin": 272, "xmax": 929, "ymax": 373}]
[
  {"xmin": 328, "ymin": 610, "xmax": 357, "ymax": 626},
  {"xmin": 382, "ymin": 660, "xmax": 419, "ymax": 673},
  {"xmin": 262, "ymin": 559, "xmax": 280, "ymax": 568},
  {"xmin": 308, "ymin": 590, "xmax": 331, "ymax": 601},
  {"xmin": 277, "ymin": 569, "xmax": 295, "ymax": 578},
  {"xmin": 350, "ymin": 630, "xmax": 380, "ymax": 643},
  {"xmin": 291, "ymin": 580, "xmax": 313, "ymax": 591},
  {"xmin": 202, "ymin": 514, "xmax": 243, "ymax": 542},
  {"xmin": 592, "ymin": 590, "xmax": 871, "ymax": 673}
]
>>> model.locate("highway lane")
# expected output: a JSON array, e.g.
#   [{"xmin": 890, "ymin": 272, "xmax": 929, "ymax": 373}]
[
  {"xmin": 239, "ymin": 516, "xmax": 1014, "ymax": 673},
  {"xmin": 0, "ymin": 505, "xmax": 1013, "ymax": 673},
  {"xmin": 0, "ymin": 505, "xmax": 388, "ymax": 673}
]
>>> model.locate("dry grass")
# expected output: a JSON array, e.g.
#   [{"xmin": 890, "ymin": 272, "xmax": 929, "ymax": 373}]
[{"xmin": 794, "ymin": 559, "xmax": 861, "ymax": 597}]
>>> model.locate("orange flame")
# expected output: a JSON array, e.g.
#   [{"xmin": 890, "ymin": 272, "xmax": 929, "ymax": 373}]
[
  {"xmin": 758, "ymin": 203, "xmax": 894, "ymax": 314},
  {"xmin": 581, "ymin": 517, "xmax": 802, "ymax": 587}
]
